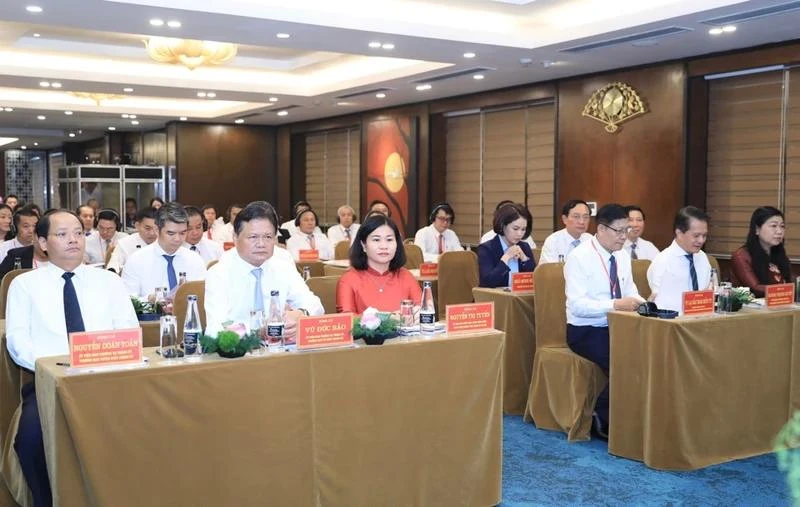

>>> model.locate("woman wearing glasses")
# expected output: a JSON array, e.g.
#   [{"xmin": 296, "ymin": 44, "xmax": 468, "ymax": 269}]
[
  {"xmin": 730, "ymin": 206, "xmax": 791, "ymax": 297},
  {"xmin": 478, "ymin": 204, "xmax": 536, "ymax": 288}
]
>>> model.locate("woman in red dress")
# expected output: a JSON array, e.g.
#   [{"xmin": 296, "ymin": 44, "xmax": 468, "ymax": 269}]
[{"xmin": 730, "ymin": 206, "xmax": 791, "ymax": 297}]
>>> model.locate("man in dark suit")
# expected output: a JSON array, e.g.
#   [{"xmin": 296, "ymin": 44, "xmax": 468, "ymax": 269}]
[
  {"xmin": 478, "ymin": 204, "xmax": 535, "ymax": 288},
  {"xmin": 0, "ymin": 240, "xmax": 48, "ymax": 281}
]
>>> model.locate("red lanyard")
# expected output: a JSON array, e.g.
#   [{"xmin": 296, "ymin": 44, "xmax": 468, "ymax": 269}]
[{"xmin": 590, "ymin": 239, "xmax": 618, "ymax": 298}]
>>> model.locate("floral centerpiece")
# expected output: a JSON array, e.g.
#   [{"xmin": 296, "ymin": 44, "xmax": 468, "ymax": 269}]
[
  {"xmin": 130, "ymin": 296, "xmax": 162, "ymax": 321},
  {"xmin": 200, "ymin": 322, "xmax": 260, "ymax": 358},
  {"xmin": 731, "ymin": 286, "xmax": 755, "ymax": 311},
  {"xmin": 352, "ymin": 307, "xmax": 400, "ymax": 345}
]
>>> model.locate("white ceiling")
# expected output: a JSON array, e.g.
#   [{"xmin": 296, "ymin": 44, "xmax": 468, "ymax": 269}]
[{"xmin": 0, "ymin": 0, "xmax": 798, "ymax": 150}]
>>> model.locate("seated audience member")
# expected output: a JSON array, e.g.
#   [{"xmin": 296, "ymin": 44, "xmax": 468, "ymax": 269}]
[
  {"xmin": 84, "ymin": 209, "xmax": 128, "ymax": 265},
  {"xmin": 0, "ymin": 206, "xmax": 39, "ymax": 264},
  {"xmin": 478, "ymin": 204, "xmax": 535, "ymax": 288},
  {"xmin": 124, "ymin": 197, "xmax": 137, "ymax": 230},
  {"xmin": 204, "ymin": 201, "xmax": 323, "ymax": 337},
  {"xmin": 286, "ymin": 209, "xmax": 334, "ymax": 261},
  {"xmin": 0, "ymin": 231, "xmax": 49, "ymax": 280},
  {"xmin": 327, "ymin": 205, "xmax": 360, "ymax": 245},
  {"xmin": 77, "ymin": 205, "xmax": 95, "ymax": 236},
  {"xmin": 647, "ymin": 206, "xmax": 712, "ymax": 313},
  {"xmin": 731, "ymin": 206, "xmax": 791, "ymax": 297},
  {"xmin": 183, "ymin": 205, "xmax": 223, "ymax": 263},
  {"xmin": 122, "ymin": 203, "xmax": 206, "ymax": 298},
  {"xmin": 623, "ymin": 205, "xmax": 659, "ymax": 260},
  {"xmin": 5, "ymin": 194, "xmax": 19, "ymax": 212},
  {"xmin": 540, "ymin": 199, "xmax": 593, "ymax": 264},
  {"xmin": 367, "ymin": 199, "xmax": 392, "ymax": 217},
  {"xmin": 414, "ymin": 203, "xmax": 464, "ymax": 262},
  {"xmin": 215, "ymin": 203, "xmax": 244, "ymax": 243},
  {"xmin": 280, "ymin": 200, "xmax": 322, "ymax": 238},
  {"xmin": 107, "ymin": 207, "xmax": 158, "ymax": 273},
  {"xmin": 565, "ymin": 203, "xmax": 643, "ymax": 439},
  {"xmin": 85, "ymin": 198, "xmax": 100, "ymax": 213},
  {"xmin": 336, "ymin": 214, "xmax": 421, "ymax": 314},
  {"xmin": 0, "ymin": 204, "xmax": 14, "ymax": 241},
  {"xmin": 6, "ymin": 210, "xmax": 138, "ymax": 506},
  {"xmin": 480, "ymin": 200, "xmax": 537, "ymax": 249},
  {"xmin": 149, "ymin": 197, "xmax": 164, "ymax": 210}
]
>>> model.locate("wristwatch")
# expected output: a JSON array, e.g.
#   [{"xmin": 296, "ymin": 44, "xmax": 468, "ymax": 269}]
[{"xmin": 298, "ymin": 308, "xmax": 310, "ymax": 316}]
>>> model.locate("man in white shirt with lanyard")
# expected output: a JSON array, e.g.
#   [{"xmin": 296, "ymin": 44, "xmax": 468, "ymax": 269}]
[
  {"xmin": 565, "ymin": 203, "xmax": 644, "ymax": 439},
  {"xmin": 327, "ymin": 205, "xmax": 360, "ymax": 245},
  {"xmin": 107, "ymin": 207, "xmax": 158, "ymax": 273},
  {"xmin": 414, "ymin": 202, "xmax": 464, "ymax": 262},
  {"xmin": 183, "ymin": 206, "xmax": 223, "ymax": 264},
  {"xmin": 205, "ymin": 201, "xmax": 323, "ymax": 338},
  {"xmin": 647, "ymin": 206, "xmax": 712, "ymax": 314},
  {"xmin": 540, "ymin": 199, "xmax": 593, "ymax": 264},
  {"xmin": 623, "ymin": 205, "xmax": 660, "ymax": 261},
  {"xmin": 6, "ymin": 210, "xmax": 138, "ymax": 506},
  {"xmin": 84, "ymin": 209, "xmax": 128, "ymax": 265},
  {"xmin": 122, "ymin": 203, "xmax": 206, "ymax": 298}
]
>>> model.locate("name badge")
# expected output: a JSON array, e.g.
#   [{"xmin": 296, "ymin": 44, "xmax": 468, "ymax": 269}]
[
  {"xmin": 446, "ymin": 302, "xmax": 495, "ymax": 334},
  {"xmin": 69, "ymin": 328, "xmax": 143, "ymax": 369},
  {"xmin": 299, "ymin": 249, "xmax": 320, "ymax": 262},
  {"xmin": 766, "ymin": 283, "xmax": 794, "ymax": 308},
  {"xmin": 296, "ymin": 314, "xmax": 354, "ymax": 350},
  {"xmin": 511, "ymin": 272, "xmax": 534, "ymax": 293},
  {"xmin": 682, "ymin": 290, "xmax": 714, "ymax": 316},
  {"xmin": 419, "ymin": 263, "xmax": 438, "ymax": 278}
]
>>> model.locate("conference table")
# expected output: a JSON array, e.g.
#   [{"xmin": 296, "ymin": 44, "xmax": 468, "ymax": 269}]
[
  {"xmin": 35, "ymin": 330, "xmax": 504, "ymax": 506},
  {"xmin": 472, "ymin": 287, "xmax": 535, "ymax": 415},
  {"xmin": 608, "ymin": 307, "xmax": 800, "ymax": 470}
]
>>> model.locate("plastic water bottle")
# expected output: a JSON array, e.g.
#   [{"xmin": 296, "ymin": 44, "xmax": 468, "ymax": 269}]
[
  {"xmin": 420, "ymin": 281, "xmax": 436, "ymax": 336},
  {"xmin": 558, "ymin": 254, "xmax": 565, "ymax": 263},
  {"xmin": 13, "ymin": 257, "xmax": 22, "ymax": 270},
  {"xmin": 303, "ymin": 266, "xmax": 312, "ymax": 281},
  {"xmin": 178, "ymin": 271, "xmax": 187, "ymax": 287},
  {"xmin": 183, "ymin": 295, "xmax": 203, "ymax": 360},
  {"xmin": 266, "ymin": 290, "xmax": 285, "ymax": 350},
  {"xmin": 710, "ymin": 268, "xmax": 719, "ymax": 294}
]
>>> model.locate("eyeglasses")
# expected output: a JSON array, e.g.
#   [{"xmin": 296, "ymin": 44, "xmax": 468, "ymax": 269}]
[
  {"xmin": 601, "ymin": 223, "xmax": 632, "ymax": 237},
  {"xmin": 568, "ymin": 214, "xmax": 591, "ymax": 222},
  {"xmin": 435, "ymin": 215, "xmax": 452, "ymax": 223},
  {"xmin": 244, "ymin": 234, "xmax": 275, "ymax": 245}
]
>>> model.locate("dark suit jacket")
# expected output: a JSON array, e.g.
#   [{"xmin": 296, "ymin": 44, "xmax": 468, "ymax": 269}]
[
  {"xmin": 478, "ymin": 235, "xmax": 535, "ymax": 288},
  {"xmin": 0, "ymin": 245, "xmax": 34, "ymax": 282}
]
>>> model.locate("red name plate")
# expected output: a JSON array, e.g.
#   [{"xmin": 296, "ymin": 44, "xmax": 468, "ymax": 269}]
[
  {"xmin": 766, "ymin": 283, "xmax": 795, "ymax": 308},
  {"xmin": 299, "ymin": 249, "xmax": 320, "ymax": 262},
  {"xmin": 296, "ymin": 313, "xmax": 354, "ymax": 350},
  {"xmin": 69, "ymin": 328, "xmax": 143, "ymax": 369},
  {"xmin": 223, "ymin": 241, "xmax": 234, "ymax": 251},
  {"xmin": 682, "ymin": 289, "xmax": 715, "ymax": 316},
  {"xmin": 446, "ymin": 302, "xmax": 495, "ymax": 334},
  {"xmin": 419, "ymin": 262, "xmax": 438, "ymax": 278},
  {"xmin": 511, "ymin": 272, "xmax": 534, "ymax": 293}
]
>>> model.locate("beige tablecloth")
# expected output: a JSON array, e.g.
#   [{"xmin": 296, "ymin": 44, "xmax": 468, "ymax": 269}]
[
  {"xmin": 36, "ymin": 331, "xmax": 504, "ymax": 506},
  {"xmin": 472, "ymin": 288, "xmax": 535, "ymax": 415},
  {"xmin": 608, "ymin": 309, "xmax": 800, "ymax": 470}
]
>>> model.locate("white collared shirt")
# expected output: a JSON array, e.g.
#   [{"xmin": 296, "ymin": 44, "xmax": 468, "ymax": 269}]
[
  {"xmin": 327, "ymin": 223, "xmax": 360, "ymax": 245},
  {"xmin": 204, "ymin": 250, "xmax": 324, "ymax": 335},
  {"xmin": 280, "ymin": 220, "xmax": 322, "ymax": 238},
  {"xmin": 6, "ymin": 263, "xmax": 139, "ymax": 371},
  {"xmin": 184, "ymin": 236, "xmax": 224, "ymax": 264},
  {"xmin": 647, "ymin": 240, "xmax": 712, "ymax": 314},
  {"xmin": 565, "ymin": 236, "xmax": 642, "ymax": 327},
  {"xmin": 480, "ymin": 230, "xmax": 536, "ymax": 249},
  {"xmin": 414, "ymin": 224, "xmax": 464, "ymax": 262},
  {"xmin": 122, "ymin": 242, "xmax": 207, "ymax": 297},
  {"xmin": 106, "ymin": 233, "xmax": 150, "ymax": 273},
  {"xmin": 286, "ymin": 230, "xmax": 334, "ymax": 261},
  {"xmin": 539, "ymin": 229, "xmax": 592, "ymax": 264},
  {"xmin": 623, "ymin": 237, "xmax": 660, "ymax": 261},
  {"xmin": 0, "ymin": 238, "xmax": 27, "ymax": 265},
  {"xmin": 84, "ymin": 230, "xmax": 128, "ymax": 265}
]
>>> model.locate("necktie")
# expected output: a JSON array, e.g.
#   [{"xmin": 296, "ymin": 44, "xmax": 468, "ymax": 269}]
[
  {"xmin": 103, "ymin": 239, "xmax": 110, "ymax": 255},
  {"xmin": 163, "ymin": 254, "xmax": 177, "ymax": 290},
  {"xmin": 62, "ymin": 272, "xmax": 85, "ymax": 335},
  {"xmin": 686, "ymin": 254, "xmax": 699, "ymax": 291},
  {"xmin": 609, "ymin": 255, "xmax": 622, "ymax": 299},
  {"xmin": 308, "ymin": 234, "xmax": 316, "ymax": 250},
  {"xmin": 438, "ymin": 234, "xmax": 444, "ymax": 254},
  {"xmin": 251, "ymin": 268, "xmax": 264, "ymax": 311},
  {"xmin": 190, "ymin": 245, "xmax": 198, "ymax": 252},
  {"xmin": 570, "ymin": 239, "xmax": 581, "ymax": 249},
  {"xmin": 630, "ymin": 242, "xmax": 638, "ymax": 260},
  {"xmin": 344, "ymin": 227, "xmax": 351, "ymax": 240}
]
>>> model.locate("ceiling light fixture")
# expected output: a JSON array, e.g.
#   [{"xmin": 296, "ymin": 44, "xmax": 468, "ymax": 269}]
[
  {"xmin": 722, "ymin": 25, "xmax": 737, "ymax": 33},
  {"xmin": 234, "ymin": 119, "xmax": 245, "ymax": 124},
  {"xmin": 25, "ymin": 6, "xmax": 42, "ymax": 13},
  {"xmin": 268, "ymin": 97, "xmax": 279, "ymax": 102},
  {"xmin": 416, "ymin": 84, "xmax": 432, "ymax": 91},
  {"xmin": 146, "ymin": 37, "xmax": 238, "ymax": 70},
  {"xmin": 382, "ymin": 43, "xmax": 395, "ymax": 50},
  {"xmin": 20, "ymin": 145, "xmax": 27, "ymax": 150},
  {"xmin": 276, "ymin": 33, "xmax": 290, "ymax": 39},
  {"xmin": 709, "ymin": 27, "xmax": 724, "ymax": 35},
  {"xmin": 33, "ymin": 33, "xmax": 40, "ymax": 38},
  {"xmin": 39, "ymin": 81, "xmax": 50, "ymax": 87},
  {"xmin": 123, "ymin": 87, "xmax": 134, "ymax": 92},
  {"xmin": 368, "ymin": 42, "xmax": 381, "ymax": 48},
  {"xmin": 197, "ymin": 92, "xmax": 206, "ymax": 98},
  {"xmin": 277, "ymin": 111, "xmax": 288, "ymax": 117},
  {"xmin": 64, "ymin": 111, "xmax": 73, "ymax": 115},
  {"xmin": 33, "ymin": 142, "xmax": 38, "ymax": 146},
  {"xmin": 129, "ymin": 114, "xmax": 137, "ymax": 119},
  {"xmin": 167, "ymin": 20, "xmax": 182, "ymax": 28},
  {"xmin": 376, "ymin": 92, "xmax": 386, "ymax": 99},
  {"xmin": 36, "ymin": 115, "xmax": 46, "ymax": 120},
  {"xmin": 473, "ymin": 74, "xmax": 485, "ymax": 80},
  {"xmin": 541, "ymin": 60, "xmax": 555, "ymax": 68},
  {"xmin": 3, "ymin": 108, "xmax": 13, "ymax": 112},
  {"xmin": 50, "ymin": 82, "xmax": 62, "ymax": 88},
  {"xmin": 179, "ymin": 116, "xmax": 187, "ymax": 121},
  {"xmin": 108, "ymin": 126, "xmax": 116, "ymax": 131},
  {"xmin": 149, "ymin": 18, "xmax": 164, "ymax": 26},
  {"xmin": 68, "ymin": 132, "xmax": 76, "ymax": 138},
  {"xmin": 206, "ymin": 92, "xmax": 216, "ymax": 98},
  {"xmin": 463, "ymin": 52, "xmax": 476, "ymax": 59},
  {"xmin": 122, "ymin": 114, "xmax": 129, "ymax": 118},
  {"xmin": 131, "ymin": 120, "xmax": 140, "ymax": 125}
]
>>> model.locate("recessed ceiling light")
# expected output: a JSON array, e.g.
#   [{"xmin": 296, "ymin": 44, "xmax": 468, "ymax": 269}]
[
  {"xmin": 167, "ymin": 20, "xmax": 181, "ymax": 28},
  {"xmin": 206, "ymin": 92, "xmax": 216, "ymax": 98},
  {"xmin": 541, "ymin": 60, "xmax": 555, "ymax": 68},
  {"xmin": 416, "ymin": 84, "xmax": 432, "ymax": 91},
  {"xmin": 33, "ymin": 142, "xmax": 38, "ymax": 146},
  {"xmin": 197, "ymin": 92, "xmax": 206, "ymax": 98},
  {"xmin": 268, "ymin": 97, "xmax": 279, "ymax": 102},
  {"xmin": 108, "ymin": 126, "xmax": 116, "ymax": 131},
  {"xmin": 463, "ymin": 52, "xmax": 476, "ymax": 59},
  {"xmin": 368, "ymin": 41, "xmax": 381, "ymax": 48},
  {"xmin": 50, "ymin": 82, "xmax": 62, "ymax": 88},
  {"xmin": 722, "ymin": 25, "xmax": 737, "ymax": 33},
  {"xmin": 131, "ymin": 120, "xmax": 139, "ymax": 125},
  {"xmin": 473, "ymin": 74, "xmax": 485, "ymax": 80},
  {"xmin": 26, "ymin": 6, "xmax": 42, "ymax": 13},
  {"xmin": 234, "ymin": 119, "xmax": 245, "ymax": 124},
  {"xmin": 277, "ymin": 111, "xmax": 288, "ymax": 116},
  {"xmin": 33, "ymin": 33, "xmax": 40, "ymax": 38},
  {"xmin": 68, "ymin": 132, "xmax": 76, "ymax": 137},
  {"xmin": 36, "ymin": 115, "xmax": 45, "ymax": 120},
  {"xmin": 20, "ymin": 145, "xmax": 27, "ymax": 150},
  {"xmin": 276, "ymin": 33, "xmax": 290, "ymax": 39},
  {"xmin": 122, "ymin": 114, "xmax": 129, "ymax": 118},
  {"xmin": 179, "ymin": 116, "xmax": 187, "ymax": 121},
  {"xmin": 64, "ymin": 111, "xmax": 73, "ymax": 115},
  {"xmin": 129, "ymin": 114, "xmax": 137, "ymax": 119},
  {"xmin": 382, "ymin": 43, "xmax": 395, "ymax": 50},
  {"xmin": 376, "ymin": 92, "xmax": 386, "ymax": 99},
  {"xmin": 709, "ymin": 27, "xmax": 724, "ymax": 35},
  {"xmin": 4, "ymin": 107, "xmax": 13, "ymax": 112},
  {"xmin": 39, "ymin": 81, "xmax": 50, "ymax": 87},
  {"xmin": 150, "ymin": 18, "xmax": 164, "ymax": 26},
  {"xmin": 123, "ymin": 87, "xmax": 134, "ymax": 93},
  {"xmin": 336, "ymin": 102, "xmax": 349, "ymax": 106}
]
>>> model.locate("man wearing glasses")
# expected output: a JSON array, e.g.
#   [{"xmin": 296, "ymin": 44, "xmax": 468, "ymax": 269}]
[
  {"xmin": 539, "ymin": 199, "xmax": 594, "ymax": 264},
  {"xmin": 414, "ymin": 202, "xmax": 464, "ymax": 262},
  {"xmin": 564, "ymin": 203, "xmax": 644, "ymax": 439}
]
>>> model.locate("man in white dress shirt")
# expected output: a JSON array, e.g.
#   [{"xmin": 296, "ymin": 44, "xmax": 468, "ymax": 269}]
[
  {"xmin": 480, "ymin": 200, "xmax": 537, "ymax": 249},
  {"xmin": 279, "ymin": 200, "xmax": 322, "ymax": 239},
  {"xmin": 647, "ymin": 206, "xmax": 712, "ymax": 314},
  {"xmin": 123, "ymin": 203, "xmax": 206, "ymax": 298},
  {"xmin": 565, "ymin": 203, "xmax": 644, "ymax": 438},
  {"xmin": 77, "ymin": 205, "xmax": 95, "ymax": 236},
  {"xmin": 205, "ymin": 201, "xmax": 323, "ymax": 338},
  {"xmin": 539, "ymin": 199, "xmax": 593, "ymax": 264},
  {"xmin": 6, "ymin": 210, "xmax": 138, "ymax": 506},
  {"xmin": 0, "ymin": 206, "xmax": 38, "ymax": 264},
  {"xmin": 84, "ymin": 209, "xmax": 128, "ymax": 265},
  {"xmin": 414, "ymin": 203, "xmax": 464, "ymax": 262},
  {"xmin": 623, "ymin": 205, "xmax": 660, "ymax": 261},
  {"xmin": 285, "ymin": 209, "xmax": 334, "ymax": 261},
  {"xmin": 327, "ymin": 205, "xmax": 360, "ymax": 245},
  {"xmin": 183, "ymin": 206, "xmax": 223, "ymax": 264},
  {"xmin": 107, "ymin": 207, "xmax": 158, "ymax": 273}
]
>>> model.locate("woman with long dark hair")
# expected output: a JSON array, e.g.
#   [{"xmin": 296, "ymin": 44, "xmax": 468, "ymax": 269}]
[{"xmin": 730, "ymin": 206, "xmax": 791, "ymax": 297}]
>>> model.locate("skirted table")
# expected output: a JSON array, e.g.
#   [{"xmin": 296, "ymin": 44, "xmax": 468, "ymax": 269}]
[
  {"xmin": 608, "ymin": 308, "xmax": 800, "ymax": 470},
  {"xmin": 35, "ymin": 330, "xmax": 504, "ymax": 506}
]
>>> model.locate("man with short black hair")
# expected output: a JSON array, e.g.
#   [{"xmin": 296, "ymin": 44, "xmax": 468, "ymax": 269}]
[
  {"xmin": 540, "ymin": 199, "xmax": 593, "ymax": 264},
  {"xmin": 84, "ymin": 209, "xmax": 128, "ymax": 265},
  {"xmin": 623, "ymin": 205, "xmax": 659, "ymax": 260},
  {"xmin": 183, "ymin": 205, "xmax": 223, "ymax": 263},
  {"xmin": 77, "ymin": 205, "xmax": 95, "ymax": 236},
  {"xmin": 107, "ymin": 207, "xmax": 158, "ymax": 273},
  {"xmin": 5, "ymin": 194, "xmax": 19, "ymax": 211},
  {"xmin": 0, "ymin": 206, "xmax": 39, "ymax": 264},
  {"xmin": 124, "ymin": 198, "xmax": 137, "ymax": 229},
  {"xmin": 414, "ymin": 203, "xmax": 464, "ymax": 262}
]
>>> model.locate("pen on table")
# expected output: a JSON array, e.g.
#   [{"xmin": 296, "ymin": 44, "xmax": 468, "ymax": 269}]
[{"xmin": 56, "ymin": 362, "xmax": 70, "ymax": 367}]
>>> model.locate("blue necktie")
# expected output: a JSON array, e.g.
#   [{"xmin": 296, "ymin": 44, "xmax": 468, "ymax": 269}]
[
  {"xmin": 609, "ymin": 255, "xmax": 622, "ymax": 299},
  {"xmin": 630, "ymin": 242, "xmax": 638, "ymax": 260},
  {"xmin": 686, "ymin": 254, "xmax": 699, "ymax": 291},
  {"xmin": 163, "ymin": 255, "xmax": 177, "ymax": 290},
  {"xmin": 570, "ymin": 239, "xmax": 581, "ymax": 249},
  {"xmin": 62, "ymin": 272, "xmax": 85, "ymax": 335},
  {"xmin": 252, "ymin": 268, "xmax": 264, "ymax": 312}
]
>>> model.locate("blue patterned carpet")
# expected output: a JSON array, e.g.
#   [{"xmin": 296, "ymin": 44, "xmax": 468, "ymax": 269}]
[{"xmin": 501, "ymin": 416, "xmax": 791, "ymax": 506}]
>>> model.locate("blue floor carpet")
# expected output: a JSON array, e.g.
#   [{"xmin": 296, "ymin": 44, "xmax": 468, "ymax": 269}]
[{"xmin": 501, "ymin": 416, "xmax": 791, "ymax": 506}]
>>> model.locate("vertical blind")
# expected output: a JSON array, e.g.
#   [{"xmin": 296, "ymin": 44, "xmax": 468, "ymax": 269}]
[
  {"xmin": 445, "ymin": 102, "xmax": 555, "ymax": 245},
  {"xmin": 305, "ymin": 128, "xmax": 361, "ymax": 224}
]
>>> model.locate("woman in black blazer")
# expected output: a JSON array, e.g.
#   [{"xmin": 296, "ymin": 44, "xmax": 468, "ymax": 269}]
[{"xmin": 478, "ymin": 204, "xmax": 535, "ymax": 288}]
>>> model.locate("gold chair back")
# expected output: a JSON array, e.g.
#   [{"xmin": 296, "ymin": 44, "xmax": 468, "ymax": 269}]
[
  {"xmin": 173, "ymin": 281, "xmax": 206, "ymax": 333},
  {"xmin": 437, "ymin": 250, "xmax": 479, "ymax": 311},
  {"xmin": 296, "ymin": 261, "xmax": 325, "ymax": 278},
  {"xmin": 0, "ymin": 336, "xmax": 33, "ymax": 506},
  {"xmin": 403, "ymin": 238, "xmax": 415, "ymax": 246},
  {"xmin": 206, "ymin": 259, "xmax": 219, "ymax": 270},
  {"xmin": 306, "ymin": 276, "xmax": 341, "ymax": 314},
  {"xmin": 0, "ymin": 269, "xmax": 31, "ymax": 320},
  {"xmin": 404, "ymin": 244, "xmax": 423, "ymax": 270},
  {"xmin": 631, "ymin": 259, "xmax": 652, "ymax": 300},
  {"xmin": 334, "ymin": 241, "xmax": 351, "ymax": 260},
  {"xmin": 532, "ymin": 263, "xmax": 567, "ymax": 348},
  {"xmin": 532, "ymin": 247, "xmax": 541, "ymax": 265}
]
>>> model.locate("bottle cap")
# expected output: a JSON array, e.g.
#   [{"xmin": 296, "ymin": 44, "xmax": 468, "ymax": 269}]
[{"xmin": 270, "ymin": 290, "xmax": 279, "ymax": 296}]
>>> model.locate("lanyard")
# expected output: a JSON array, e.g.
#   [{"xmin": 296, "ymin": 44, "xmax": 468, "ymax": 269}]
[{"xmin": 590, "ymin": 239, "xmax": 618, "ymax": 298}]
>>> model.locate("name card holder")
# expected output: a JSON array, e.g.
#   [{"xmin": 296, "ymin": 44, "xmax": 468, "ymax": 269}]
[
  {"xmin": 296, "ymin": 314, "xmax": 354, "ymax": 350},
  {"xmin": 446, "ymin": 302, "xmax": 495, "ymax": 334},
  {"xmin": 511, "ymin": 272, "xmax": 534, "ymax": 293},
  {"xmin": 682, "ymin": 289, "xmax": 715, "ymax": 316},
  {"xmin": 419, "ymin": 263, "xmax": 438, "ymax": 278},
  {"xmin": 69, "ymin": 328, "xmax": 144, "ymax": 369},
  {"xmin": 299, "ymin": 249, "xmax": 320, "ymax": 262},
  {"xmin": 766, "ymin": 283, "xmax": 795, "ymax": 308}
]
